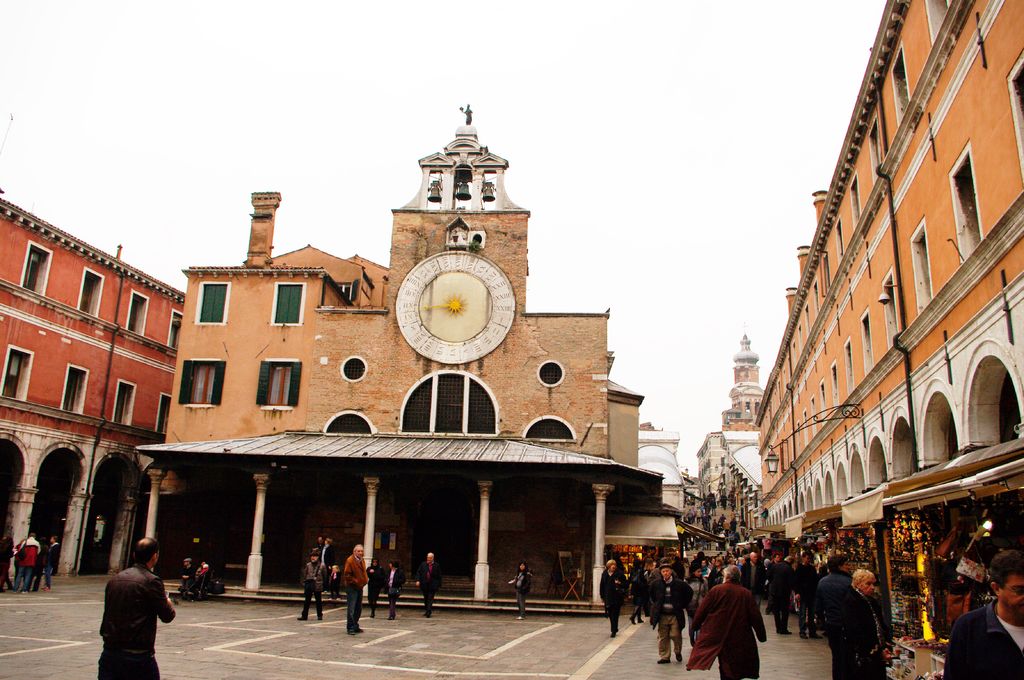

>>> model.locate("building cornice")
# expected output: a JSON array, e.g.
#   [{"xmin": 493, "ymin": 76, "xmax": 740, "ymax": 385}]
[
  {"xmin": 0, "ymin": 198, "xmax": 184, "ymax": 302},
  {"xmin": 0, "ymin": 396, "xmax": 165, "ymax": 442}
]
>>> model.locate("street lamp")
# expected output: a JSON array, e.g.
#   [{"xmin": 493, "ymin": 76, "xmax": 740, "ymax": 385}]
[{"xmin": 765, "ymin": 450, "xmax": 780, "ymax": 474}]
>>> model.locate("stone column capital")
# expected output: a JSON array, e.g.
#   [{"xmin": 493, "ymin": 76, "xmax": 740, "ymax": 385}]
[
  {"xmin": 147, "ymin": 468, "xmax": 167, "ymax": 484},
  {"xmin": 364, "ymin": 476, "xmax": 380, "ymax": 495},
  {"xmin": 253, "ymin": 473, "xmax": 271, "ymax": 490},
  {"xmin": 592, "ymin": 483, "xmax": 615, "ymax": 501},
  {"xmin": 477, "ymin": 480, "xmax": 493, "ymax": 499}
]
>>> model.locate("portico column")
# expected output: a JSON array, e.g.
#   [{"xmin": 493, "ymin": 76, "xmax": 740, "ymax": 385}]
[
  {"xmin": 245, "ymin": 473, "xmax": 271, "ymax": 591},
  {"xmin": 60, "ymin": 492, "xmax": 90, "ymax": 576},
  {"xmin": 7, "ymin": 486, "xmax": 36, "ymax": 542},
  {"xmin": 144, "ymin": 469, "xmax": 166, "ymax": 538},
  {"xmin": 362, "ymin": 477, "xmax": 380, "ymax": 561},
  {"xmin": 591, "ymin": 483, "xmax": 614, "ymax": 603},
  {"xmin": 108, "ymin": 490, "xmax": 138, "ymax": 573},
  {"xmin": 474, "ymin": 481, "xmax": 493, "ymax": 600}
]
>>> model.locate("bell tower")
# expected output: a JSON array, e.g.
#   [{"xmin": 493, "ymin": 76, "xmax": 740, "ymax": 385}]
[{"xmin": 402, "ymin": 107, "xmax": 522, "ymax": 212}]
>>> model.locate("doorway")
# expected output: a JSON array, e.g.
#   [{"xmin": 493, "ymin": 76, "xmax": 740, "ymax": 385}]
[{"xmin": 411, "ymin": 487, "xmax": 474, "ymax": 576}]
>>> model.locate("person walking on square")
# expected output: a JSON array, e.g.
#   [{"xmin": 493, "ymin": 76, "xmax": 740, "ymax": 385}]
[
  {"xmin": 815, "ymin": 554, "xmax": 853, "ymax": 680},
  {"xmin": 43, "ymin": 536, "xmax": 59, "ymax": 591},
  {"xmin": 13, "ymin": 533, "xmax": 39, "ymax": 593},
  {"xmin": 794, "ymin": 551, "xmax": 820, "ymax": 639},
  {"xmin": 298, "ymin": 550, "xmax": 327, "ymax": 621},
  {"xmin": 629, "ymin": 557, "xmax": 654, "ymax": 624},
  {"xmin": 509, "ymin": 560, "xmax": 532, "ymax": 620},
  {"xmin": 367, "ymin": 557, "xmax": 386, "ymax": 617},
  {"xmin": 739, "ymin": 550, "xmax": 766, "ymax": 609},
  {"xmin": 650, "ymin": 558, "xmax": 694, "ymax": 664},
  {"xmin": 385, "ymin": 559, "xmax": 405, "ymax": 620},
  {"xmin": 30, "ymin": 539, "xmax": 49, "ymax": 591},
  {"xmin": 687, "ymin": 565, "xmax": 767, "ymax": 680},
  {"xmin": 599, "ymin": 559, "xmax": 628, "ymax": 638},
  {"xmin": 0, "ymin": 535, "xmax": 12, "ymax": 592},
  {"xmin": 343, "ymin": 544, "xmax": 369, "ymax": 634},
  {"xmin": 415, "ymin": 552, "xmax": 442, "ymax": 617},
  {"xmin": 769, "ymin": 555, "xmax": 795, "ymax": 634},
  {"xmin": 99, "ymin": 537, "xmax": 175, "ymax": 680},
  {"xmin": 685, "ymin": 563, "xmax": 709, "ymax": 645},
  {"xmin": 840, "ymin": 569, "xmax": 890, "ymax": 680},
  {"xmin": 944, "ymin": 549, "xmax": 1024, "ymax": 678}
]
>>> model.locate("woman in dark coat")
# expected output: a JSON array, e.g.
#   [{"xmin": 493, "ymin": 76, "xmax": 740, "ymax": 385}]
[
  {"xmin": 768, "ymin": 555, "xmax": 795, "ymax": 634},
  {"xmin": 599, "ymin": 559, "xmax": 629, "ymax": 637},
  {"xmin": 384, "ymin": 560, "xmax": 405, "ymax": 621},
  {"xmin": 366, "ymin": 557, "xmax": 386, "ymax": 617},
  {"xmin": 509, "ymin": 560, "xmax": 532, "ymax": 620},
  {"xmin": 840, "ymin": 569, "xmax": 891, "ymax": 680}
]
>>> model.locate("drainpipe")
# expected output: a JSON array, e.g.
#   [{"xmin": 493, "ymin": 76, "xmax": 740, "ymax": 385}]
[
  {"xmin": 877, "ymin": 167, "xmax": 919, "ymax": 473},
  {"xmin": 74, "ymin": 255, "xmax": 126, "ymax": 574}
]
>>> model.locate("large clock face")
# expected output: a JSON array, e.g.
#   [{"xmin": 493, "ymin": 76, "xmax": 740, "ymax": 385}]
[{"xmin": 396, "ymin": 252, "xmax": 515, "ymax": 364}]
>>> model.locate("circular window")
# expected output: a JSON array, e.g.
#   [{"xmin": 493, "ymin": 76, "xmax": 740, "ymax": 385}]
[
  {"xmin": 538, "ymin": 361, "xmax": 564, "ymax": 387},
  {"xmin": 342, "ymin": 357, "xmax": 367, "ymax": 382}
]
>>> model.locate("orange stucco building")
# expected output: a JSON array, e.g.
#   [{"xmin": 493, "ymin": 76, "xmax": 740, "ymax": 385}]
[{"xmin": 758, "ymin": 0, "xmax": 1024, "ymax": 523}]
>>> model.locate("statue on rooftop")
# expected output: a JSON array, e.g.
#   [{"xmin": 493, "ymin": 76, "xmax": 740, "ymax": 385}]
[{"xmin": 459, "ymin": 104, "xmax": 473, "ymax": 125}]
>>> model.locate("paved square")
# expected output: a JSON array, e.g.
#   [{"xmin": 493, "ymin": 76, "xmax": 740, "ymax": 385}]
[{"xmin": 0, "ymin": 577, "xmax": 832, "ymax": 678}]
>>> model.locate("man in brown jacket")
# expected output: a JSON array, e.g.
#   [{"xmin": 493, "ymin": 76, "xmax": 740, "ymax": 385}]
[{"xmin": 343, "ymin": 544, "xmax": 369, "ymax": 635}]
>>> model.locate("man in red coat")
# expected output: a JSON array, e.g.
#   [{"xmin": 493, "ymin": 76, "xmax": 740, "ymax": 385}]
[{"xmin": 687, "ymin": 564, "xmax": 767, "ymax": 680}]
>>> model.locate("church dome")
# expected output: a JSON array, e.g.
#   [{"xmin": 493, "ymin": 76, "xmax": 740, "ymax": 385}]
[{"xmin": 733, "ymin": 334, "xmax": 759, "ymax": 365}]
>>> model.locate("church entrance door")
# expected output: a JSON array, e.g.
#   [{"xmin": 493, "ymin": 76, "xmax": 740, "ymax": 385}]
[{"xmin": 411, "ymin": 487, "xmax": 473, "ymax": 577}]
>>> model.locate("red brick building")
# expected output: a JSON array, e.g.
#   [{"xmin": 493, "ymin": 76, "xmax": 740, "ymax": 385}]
[{"xmin": 0, "ymin": 197, "xmax": 183, "ymax": 575}]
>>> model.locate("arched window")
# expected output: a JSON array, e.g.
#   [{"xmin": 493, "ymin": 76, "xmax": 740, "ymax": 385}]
[
  {"xmin": 401, "ymin": 373, "xmax": 496, "ymax": 435},
  {"xmin": 525, "ymin": 418, "xmax": 574, "ymax": 440},
  {"xmin": 326, "ymin": 412, "xmax": 372, "ymax": 434}
]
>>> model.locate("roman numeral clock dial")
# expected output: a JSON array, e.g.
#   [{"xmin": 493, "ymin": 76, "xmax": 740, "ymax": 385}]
[{"xmin": 396, "ymin": 252, "xmax": 515, "ymax": 364}]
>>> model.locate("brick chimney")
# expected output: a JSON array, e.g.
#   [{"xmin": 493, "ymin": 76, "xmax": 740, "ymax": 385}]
[
  {"xmin": 797, "ymin": 245, "xmax": 811, "ymax": 276},
  {"xmin": 246, "ymin": 192, "xmax": 282, "ymax": 268},
  {"xmin": 786, "ymin": 287, "xmax": 798, "ymax": 315},
  {"xmin": 812, "ymin": 190, "xmax": 828, "ymax": 223}
]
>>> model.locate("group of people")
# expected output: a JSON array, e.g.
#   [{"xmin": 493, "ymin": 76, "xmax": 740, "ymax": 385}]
[{"xmin": 0, "ymin": 533, "xmax": 60, "ymax": 593}]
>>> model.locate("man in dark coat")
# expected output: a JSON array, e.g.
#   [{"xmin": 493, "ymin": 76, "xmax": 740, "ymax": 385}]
[
  {"xmin": 945, "ymin": 549, "xmax": 1024, "ymax": 679},
  {"xmin": 768, "ymin": 555, "xmax": 795, "ymax": 634},
  {"xmin": 815, "ymin": 554, "xmax": 853, "ymax": 680},
  {"xmin": 298, "ymin": 550, "xmax": 328, "ymax": 621},
  {"xmin": 740, "ymin": 551, "xmax": 767, "ymax": 608},
  {"xmin": 687, "ymin": 565, "xmax": 767, "ymax": 680},
  {"xmin": 650, "ymin": 559, "xmax": 694, "ymax": 664},
  {"xmin": 794, "ymin": 552, "xmax": 820, "ymax": 639},
  {"xmin": 414, "ymin": 552, "xmax": 442, "ymax": 618},
  {"xmin": 321, "ymin": 537, "xmax": 336, "ymax": 569}
]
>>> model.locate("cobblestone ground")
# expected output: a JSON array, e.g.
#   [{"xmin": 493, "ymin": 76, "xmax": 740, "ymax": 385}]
[{"xmin": 0, "ymin": 577, "xmax": 832, "ymax": 679}]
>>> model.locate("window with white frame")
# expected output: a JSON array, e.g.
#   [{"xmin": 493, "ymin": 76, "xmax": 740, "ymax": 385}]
[
  {"xmin": 836, "ymin": 219, "xmax": 845, "ymax": 258},
  {"xmin": 910, "ymin": 221, "xmax": 933, "ymax": 312},
  {"xmin": 844, "ymin": 339, "xmax": 855, "ymax": 395},
  {"xmin": 950, "ymin": 148, "xmax": 982, "ymax": 260},
  {"xmin": 127, "ymin": 292, "xmax": 148, "ymax": 335},
  {"xmin": 892, "ymin": 48, "xmax": 910, "ymax": 124},
  {"xmin": 822, "ymin": 253, "xmax": 831, "ymax": 289},
  {"xmin": 401, "ymin": 373, "xmax": 497, "ymax": 435},
  {"xmin": 802, "ymin": 409, "xmax": 809, "ymax": 445},
  {"xmin": 1008, "ymin": 53, "xmax": 1024, "ymax": 183},
  {"xmin": 112, "ymin": 381, "xmax": 135, "ymax": 425},
  {"xmin": 925, "ymin": 0, "xmax": 948, "ymax": 42},
  {"xmin": 850, "ymin": 178, "xmax": 861, "ymax": 224},
  {"xmin": 819, "ymin": 380, "xmax": 827, "ymax": 411},
  {"xmin": 62, "ymin": 365, "xmax": 88, "ymax": 413},
  {"xmin": 21, "ymin": 244, "xmax": 51, "ymax": 294},
  {"xmin": 882, "ymin": 274, "xmax": 898, "ymax": 347},
  {"xmin": 78, "ymin": 269, "xmax": 103, "ymax": 315},
  {"xmin": 2, "ymin": 347, "xmax": 32, "ymax": 400},
  {"xmin": 810, "ymin": 397, "xmax": 817, "ymax": 435},
  {"xmin": 168, "ymin": 311, "xmax": 182, "ymax": 349},
  {"xmin": 868, "ymin": 121, "xmax": 881, "ymax": 175},
  {"xmin": 861, "ymin": 311, "xmax": 874, "ymax": 371},
  {"xmin": 197, "ymin": 282, "xmax": 228, "ymax": 324}
]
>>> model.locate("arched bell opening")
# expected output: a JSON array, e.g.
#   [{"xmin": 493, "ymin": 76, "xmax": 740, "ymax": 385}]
[{"xmin": 453, "ymin": 165, "xmax": 473, "ymax": 206}]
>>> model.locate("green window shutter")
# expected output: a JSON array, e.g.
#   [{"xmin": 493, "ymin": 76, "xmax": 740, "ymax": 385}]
[
  {"xmin": 211, "ymin": 361, "xmax": 226, "ymax": 405},
  {"xmin": 256, "ymin": 361, "xmax": 271, "ymax": 405},
  {"xmin": 178, "ymin": 360, "xmax": 194, "ymax": 403},
  {"xmin": 275, "ymin": 284, "xmax": 302, "ymax": 324},
  {"xmin": 200, "ymin": 284, "xmax": 227, "ymax": 323},
  {"xmin": 287, "ymin": 362, "xmax": 302, "ymax": 406}
]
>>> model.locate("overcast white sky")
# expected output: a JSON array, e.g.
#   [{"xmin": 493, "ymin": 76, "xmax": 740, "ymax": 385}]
[{"xmin": 1, "ymin": 1, "xmax": 886, "ymax": 473}]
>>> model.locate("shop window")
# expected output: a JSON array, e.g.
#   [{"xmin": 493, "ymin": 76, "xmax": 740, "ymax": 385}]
[
  {"xmin": 62, "ymin": 365, "xmax": 88, "ymax": 413},
  {"xmin": 21, "ymin": 244, "xmax": 51, "ymax": 294},
  {"xmin": 401, "ymin": 373, "xmax": 496, "ymax": 435},
  {"xmin": 79, "ymin": 269, "xmax": 103, "ymax": 315},
  {"xmin": 950, "ymin": 149, "xmax": 982, "ymax": 259},
  {"xmin": 1, "ymin": 347, "xmax": 32, "ymax": 400},
  {"xmin": 910, "ymin": 221, "xmax": 933, "ymax": 312},
  {"xmin": 198, "ymin": 282, "xmax": 228, "ymax": 324},
  {"xmin": 127, "ymin": 292, "xmax": 148, "ymax": 335},
  {"xmin": 257, "ymin": 361, "xmax": 301, "ymax": 407},
  {"xmin": 112, "ymin": 381, "xmax": 135, "ymax": 425},
  {"xmin": 179, "ymin": 360, "xmax": 226, "ymax": 405}
]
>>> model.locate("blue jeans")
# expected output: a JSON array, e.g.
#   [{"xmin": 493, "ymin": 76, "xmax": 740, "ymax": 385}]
[
  {"xmin": 98, "ymin": 648, "xmax": 160, "ymax": 680},
  {"xmin": 346, "ymin": 586, "xmax": 363, "ymax": 631},
  {"xmin": 14, "ymin": 566, "xmax": 33, "ymax": 592},
  {"xmin": 44, "ymin": 563, "xmax": 54, "ymax": 589}
]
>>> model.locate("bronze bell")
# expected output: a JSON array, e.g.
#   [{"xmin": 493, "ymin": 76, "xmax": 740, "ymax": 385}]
[
  {"xmin": 481, "ymin": 182, "xmax": 496, "ymax": 202},
  {"xmin": 427, "ymin": 180, "xmax": 442, "ymax": 203},
  {"xmin": 454, "ymin": 182, "xmax": 472, "ymax": 201}
]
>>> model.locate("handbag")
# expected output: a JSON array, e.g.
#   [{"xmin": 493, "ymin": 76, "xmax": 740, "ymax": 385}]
[{"xmin": 388, "ymin": 586, "xmax": 401, "ymax": 597}]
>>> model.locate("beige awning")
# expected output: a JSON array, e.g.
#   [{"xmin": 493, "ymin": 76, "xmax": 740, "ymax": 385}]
[
  {"xmin": 785, "ymin": 515, "xmax": 805, "ymax": 538},
  {"xmin": 842, "ymin": 486, "xmax": 885, "ymax": 526},
  {"xmin": 676, "ymin": 521, "xmax": 727, "ymax": 543},
  {"xmin": 803, "ymin": 505, "xmax": 842, "ymax": 527},
  {"xmin": 605, "ymin": 514, "xmax": 679, "ymax": 544},
  {"xmin": 751, "ymin": 524, "xmax": 784, "ymax": 537}
]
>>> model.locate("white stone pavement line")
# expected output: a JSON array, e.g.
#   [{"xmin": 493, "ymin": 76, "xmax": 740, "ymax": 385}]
[
  {"xmin": 0, "ymin": 600, "xmax": 102, "ymax": 607},
  {"xmin": 354, "ymin": 628, "xmax": 414, "ymax": 648},
  {"xmin": 566, "ymin": 624, "xmax": 642, "ymax": 680},
  {"xmin": 0, "ymin": 635, "xmax": 90, "ymax": 658},
  {"xmin": 398, "ymin": 623, "xmax": 563, "ymax": 660}
]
